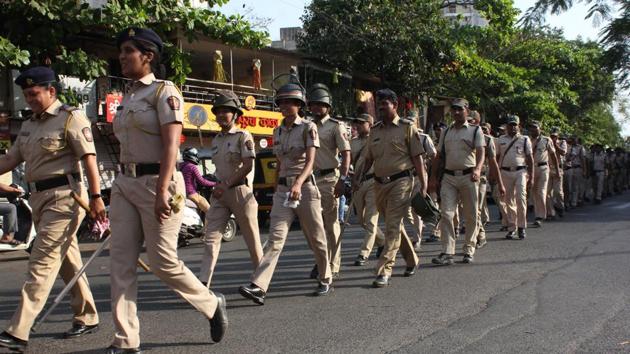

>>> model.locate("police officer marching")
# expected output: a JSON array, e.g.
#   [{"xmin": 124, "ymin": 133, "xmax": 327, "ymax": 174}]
[
  {"xmin": 198, "ymin": 90, "xmax": 263, "ymax": 287},
  {"xmin": 546, "ymin": 127, "xmax": 567, "ymax": 219},
  {"xmin": 362, "ymin": 89, "xmax": 426, "ymax": 287},
  {"xmin": 496, "ymin": 115, "xmax": 534, "ymax": 240},
  {"xmin": 590, "ymin": 143, "xmax": 607, "ymax": 204},
  {"xmin": 528, "ymin": 120, "xmax": 559, "ymax": 227},
  {"xmin": 239, "ymin": 82, "xmax": 333, "ymax": 305},
  {"xmin": 306, "ymin": 83, "xmax": 351, "ymax": 279},
  {"xmin": 350, "ymin": 113, "xmax": 385, "ymax": 266},
  {"xmin": 430, "ymin": 98, "xmax": 485, "ymax": 265},
  {"xmin": 108, "ymin": 28, "xmax": 227, "ymax": 353},
  {"xmin": 565, "ymin": 135, "xmax": 587, "ymax": 208},
  {"xmin": 0, "ymin": 66, "xmax": 105, "ymax": 353}
]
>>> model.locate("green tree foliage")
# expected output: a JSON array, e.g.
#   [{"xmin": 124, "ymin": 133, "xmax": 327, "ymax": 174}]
[
  {"xmin": 300, "ymin": 0, "xmax": 622, "ymax": 145},
  {"xmin": 522, "ymin": 0, "xmax": 630, "ymax": 88},
  {"xmin": 0, "ymin": 0, "xmax": 269, "ymax": 84}
]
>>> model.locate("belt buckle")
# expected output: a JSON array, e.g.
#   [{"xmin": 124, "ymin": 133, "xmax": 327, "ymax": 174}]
[
  {"xmin": 510, "ymin": 167, "xmax": 517, "ymax": 172},
  {"xmin": 454, "ymin": 170, "xmax": 463, "ymax": 176},
  {"xmin": 382, "ymin": 176, "xmax": 391, "ymax": 184},
  {"xmin": 28, "ymin": 182, "xmax": 37, "ymax": 192},
  {"xmin": 313, "ymin": 170, "xmax": 321, "ymax": 178}
]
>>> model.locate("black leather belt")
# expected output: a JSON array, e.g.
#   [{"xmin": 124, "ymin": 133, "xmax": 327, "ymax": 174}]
[
  {"xmin": 313, "ymin": 168, "xmax": 335, "ymax": 177},
  {"xmin": 30, "ymin": 173, "xmax": 80, "ymax": 192},
  {"xmin": 278, "ymin": 175, "xmax": 314, "ymax": 187},
  {"xmin": 120, "ymin": 163, "xmax": 161, "ymax": 177},
  {"xmin": 565, "ymin": 165, "xmax": 581, "ymax": 170},
  {"xmin": 593, "ymin": 170, "xmax": 604, "ymax": 173},
  {"xmin": 444, "ymin": 168, "xmax": 473, "ymax": 176},
  {"xmin": 365, "ymin": 173, "xmax": 375, "ymax": 181},
  {"xmin": 537, "ymin": 162, "xmax": 548, "ymax": 167},
  {"xmin": 374, "ymin": 170, "xmax": 412, "ymax": 184},
  {"xmin": 501, "ymin": 166, "xmax": 527, "ymax": 172}
]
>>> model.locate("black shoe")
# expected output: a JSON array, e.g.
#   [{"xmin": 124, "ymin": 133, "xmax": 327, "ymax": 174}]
[
  {"xmin": 239, "ymin": 284, "xmax": 265, "ymax": 305},
  {"xmin": 314, "ymin": 282, "xmax": 333, "ymax": 296},
  {"xmin": 424, "ymin": 235, "xmax": 439, "ymax": 243},
  {"xmin": 533, "ymin": 218, "xmax": 542, "ymax": 227},
  {"xmin": 595, "ymin": 199, "xmax": 602, "ymax": 204},
  {"xmin": 404, "ymin": 266, "xmax": 417, "ymax": 277},
  {"xmin": 105, "ymin": 346, "xmax": 142, "ymax": 354},
  {"xmin": 375, "ymin": 246, "xmax": 384, "ymax": 258},
  {"xmin": 476, "ymin": 239, "xmax": 487, "ymax": 249},
  {"xmin": 413, "ymin": 241, "xmax": 421, "ymax": 252},
  {"xmin": 505, "ymin": 231, "xmax": 515, "ymax": 239},
  {"xmin": 432, "ymin": 253, "xmax": 454, "ymax": 266},
  {"xmin": 518, "ymin": 228, "xmax": 526, "ymax": 239},
  {"xmin": 63, "ymin": 323, "xmax": 99, "ymax": 339},
  {"xmin": 0, "ymin": 332, "xmax": 27, "ymax": 353},
  {"xmin": 354, "ymin": 255, "xmax": 367, "ymax": 266},
  {"xmin": 309, "ymin": 264, "xmax": 319, "ymax": 279},
  {"xmin": 332, "ymin": 272, "xmax": 340, "ymax": 280},
  {"xmin": 558, "ymin": 208, "xmax": 565, "ymax": 217},
  {"xmin": 500, "ymin": 226, "xmax": 508, "ymax": 232},
  {"xmin": 210, "ymin": 292, "xmax": 228, "ymax": 343},
  {"xmin": 462, "ymin": 254, "xmax": 474, "ymax": 264},
  {"xmin": 372, "ymin": 275, "xmax": 390, "ymax": 288}
]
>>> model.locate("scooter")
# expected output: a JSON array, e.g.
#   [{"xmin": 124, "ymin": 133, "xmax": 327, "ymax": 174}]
[
  {"xmin": 178, "ymin": 183, "xmax": 238, "ymax": 248},
  {"xmin": 0, "ymin": 193, "xmax": 37, "ymax": 253}
]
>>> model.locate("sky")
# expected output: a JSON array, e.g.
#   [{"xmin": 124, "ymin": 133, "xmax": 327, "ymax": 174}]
[{"xmin": 218, "ymin": 0, "xmax": 629, "ymax": 136}]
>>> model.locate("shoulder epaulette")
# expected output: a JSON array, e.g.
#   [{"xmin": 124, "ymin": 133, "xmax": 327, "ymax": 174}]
[
  {"xmin": 400, "ymin": 119, "xmax": 413, "ymax": 125},
  {"xmin": 328, "ymin": 117, "xmax": 341, "ymax": 124},
  {"xmin": 60, "ymin": 104, "xmax": 79, "ymax": 112},
  {"xmin": 373, "ymin": 121, "xmax": 383, "ymax": 127}
]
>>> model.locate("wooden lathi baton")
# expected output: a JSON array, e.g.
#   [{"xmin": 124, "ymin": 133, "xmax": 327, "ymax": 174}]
[{"xmin": 32, "ymin": 192, "xmax": 149, "ymax": 332}]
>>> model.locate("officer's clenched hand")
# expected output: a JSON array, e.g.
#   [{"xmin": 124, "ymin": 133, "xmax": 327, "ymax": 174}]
[
  {"xmin": 155, "ymin": 191, "xmax": 172, "ymax": 224},
  {"xmin": 289, "ymin": 182, "xmax": 302, "ymax": 201},
  {"xmin": 470, "ymin": 168, "xmax": 481, "ymax": 182},
  {"xmin": 498, "ymin": 182, "xmax": 506, "ymax": 197},
  {"xmin": 89, "ymin": 197, "xmax": 107, "ymax": 222},
  {"xmin": 213, "ymin": 183, "xmax": 227, "ymax": 199}
]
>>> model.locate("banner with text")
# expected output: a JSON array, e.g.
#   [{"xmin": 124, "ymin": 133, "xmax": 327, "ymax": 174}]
[{"xmin": 184, "ymin": 102, "xmax": 282, "ymax": 136}]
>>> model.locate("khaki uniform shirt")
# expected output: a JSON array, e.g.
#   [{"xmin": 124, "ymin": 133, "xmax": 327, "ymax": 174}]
[
  {"xmin": 366, "ymin": 115, "xmax": 425, "ymax": 178},
  {"xmin": 532, "ymin": 135, "xmax": 555, "ymax": 164},
  {"xmin": 566, "ymin": 144, "xmax": 585, "ymax": 168},
  {"xmin": 481, "ymin": 135, "xmax": 496, "ymax": 175},
  {"xmin": 438, "ymin": 122, "xmax": 485, "ymax": 171},
  {"xmin": 8, "ymin": 99, "xmax": 95, "ymax": 182},
  {"xmin": 314, "ymin": 115, "xmax": 350, "ymax": 170},
  {"xmin": 210, "ymin": 127, "xmax": 256, "ymax": 182},
  {"xmin": 350, "ymin": 135, "xmax": 374, "ymax": 176},
  {"xmin": 113, "ymin": 73, "xmax": 183, "ymax": 163},
  {"xmin": 498, "ymin": 133, "xmax": 532, "ymax": 168},
  {"xmin": 592, "ymin": 151, "xmax": 607, "ymax": 171},
  {"xmin": 273, "ymin": 116, "xmax": 319, "ymax": 177}
]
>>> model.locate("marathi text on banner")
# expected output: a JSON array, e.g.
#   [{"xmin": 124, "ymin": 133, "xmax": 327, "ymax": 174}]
[{"xmin": 183, "ymin": 102, "xmax": 281, "ymax": 136}]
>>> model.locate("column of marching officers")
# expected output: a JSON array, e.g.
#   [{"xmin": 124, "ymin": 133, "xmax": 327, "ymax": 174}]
[{"xmin": 1, "ymin": 27, "xmax": 629, "ymax": 354}]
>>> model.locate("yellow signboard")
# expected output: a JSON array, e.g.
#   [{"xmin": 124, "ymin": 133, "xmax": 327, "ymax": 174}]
[{"xmin": 184, "ymin": 102, "xmax": 282, "ymax": 136}]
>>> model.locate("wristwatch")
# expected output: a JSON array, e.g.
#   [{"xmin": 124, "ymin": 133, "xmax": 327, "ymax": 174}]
[{"xmin": 90, "ymin": 194, "xmax": 102, "ymax": 200}]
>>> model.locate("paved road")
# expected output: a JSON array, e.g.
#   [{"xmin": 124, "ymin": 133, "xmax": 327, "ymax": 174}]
[{"xmin": 1, "ymin": 193, "xmax": 630, "ymax": 353}]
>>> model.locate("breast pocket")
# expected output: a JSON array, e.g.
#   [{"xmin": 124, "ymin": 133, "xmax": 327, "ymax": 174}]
[
  {"xmin": 288, "ymin": 140, "xmax": 306, "ymax": 160},
  {"xmin": 129, "ymin": 102, "xmax": 159, "ymax": 135},
  {"xmin": 370, "ymin": 139, "xmax": 384, "ymax": 159},
  {"xmin": 391, "ymin": 136, "xmax": 406, "ymax": 154},
  {"xmin": 39, "ymin": 133, "xmax": 65, "ymax": 153},
  {"xmin": 228, "ymin": 143, "xmax": 242, "ymax": 164}
]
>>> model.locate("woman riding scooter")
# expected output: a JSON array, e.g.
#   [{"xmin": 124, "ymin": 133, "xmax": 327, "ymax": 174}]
[
  {"xmin": 0, "ymin": 183, "xmax": 23, "ymax": 245},
  {"xmin": 181, "ymin": 147, "xmax": 216, "ymax": 213}
]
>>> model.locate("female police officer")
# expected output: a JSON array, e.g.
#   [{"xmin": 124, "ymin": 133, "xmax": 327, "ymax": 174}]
[
  {"xmin": 0, "ymin": 66, "xmax": 104, "ymax": 353},
  {"xmin": 198, "ymin": 90, "xmax": 263, "ymax": 286},
  {"xmin": 239, "ymin": 82, "xmax": 332, "ymax": 305},
  {"xmin": 107, "ymin": 28, "xmax": 227, "ymax": 353}
]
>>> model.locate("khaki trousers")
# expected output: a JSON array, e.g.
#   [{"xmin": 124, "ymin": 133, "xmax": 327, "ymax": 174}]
[
  {"xmin": 374, "ymin": 177, "xmax": 418, "ymax": 276},
  {"xmin": 533, "ymin": 165, "xmax": 550, "ymax": 219},
  {"xmin": 565, "ymin": 167, "xmax": 582, "ymax": 207},
  {"xmin": 592, "ymin": 171, "xmax": 605, "ymax": 200},
  {"xmin": 6, "ymin": 186, "xmax": 98, "ymax": 341},
  {"xmin": 439, "ymin": 174, "xmax": 479, "ymax": 256},
  {"xmin": 476, "ymin": 180, "xmax": 488, "ymax": 242},
  {"xmin": 546, "ymin": 172, "xmax": 564, "ymax": 217},
  {"xmin": 109, "ymin": 173, "xmax": 218, "ymax": 349},
  {"xmin": 491, "ymin": 183, "xmax": 508, "ymax": 227},
  {"xmin": 200, "ymin": 185, "xmax": 263, "ymax": 285},
  {"xmin": 315, "ymin": 173, "xmax": 341, "ymax": 273},
  {"xmin": 188, "ymin": 192, "xmax": 210, "ymax": 213},
  {"xmin": 352, "ymin": 179, "xmax": 384, "ymax": 258},
  {"xmin": 501, "ymin": 169, "xmax": 528, "ymax": 230},
  {"xmin": 250, "ymin": 183, "xmax": 331, "ymax": 292},
  {"xmin": 403, "ymin": 176, "xmax": 423, "ymax": 243}
]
